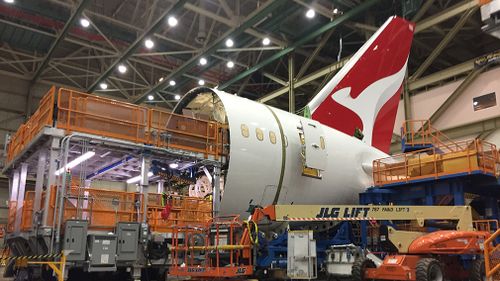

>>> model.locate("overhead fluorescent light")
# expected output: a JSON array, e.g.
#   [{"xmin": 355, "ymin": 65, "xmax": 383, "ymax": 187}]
[
  {"xmin": 55, "ymin": 151, "xmax": 95, "ymax": 175},
  {"xmin": 126, "ymin": 171, "xmax": 153, "ymax": 184},
  {"xmin": 100, "ymin": 151, "xmax": 111, "ymax": 158}
]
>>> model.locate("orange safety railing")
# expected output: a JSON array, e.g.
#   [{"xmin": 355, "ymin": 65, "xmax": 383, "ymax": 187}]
[
  {"xmin": 56, "ymin": 88, "xmax": 149, "ymax": 144},
  {"xmin": 401, "ymin": 120, "xmax": 464, "ymax": 152},
  {"xmin": 169, "ymin": 215, "xmax": 253, "ymax": 278},
  {"xmin": 474, "ymin": 220, "xmax": 499, "ymax": 233},
  {"xmin": 147, "ymin": 193, "xmax": 212, "ymax": 233},
  {"xmin": 373, "ymin": 139, "xmax": 499, "ymax": 186},
  {"xmin": 148, "ymin": 108, "xmax": 221, "ymax": 157},
  {"xmin": 64, "ymin": 187, "xmax": 143, "ymax": 230},
  {"xmin": 6, "ymin": 86, "xmax": 55, "ymax": 163},
  {"xmin": 12, "ymin": 185, "xmax": 212, "ymax": 233},
  {"xmin": 484, "ymin": 228, "xmax": 500, "ymax": 280},
  {"xmin": 6, "ymin": 87, "xmax": 225, "ymax": 162}
]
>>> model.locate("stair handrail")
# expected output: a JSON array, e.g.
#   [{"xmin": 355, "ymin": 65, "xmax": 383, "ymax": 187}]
[{"xmin": 484, "ymin": 228, "xmax": 500, "ymax": 279}]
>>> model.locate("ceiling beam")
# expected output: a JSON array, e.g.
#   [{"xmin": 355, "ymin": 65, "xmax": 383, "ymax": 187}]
[
  {"xmin": 414, "ymin": 0, "xmax": 480, "ymax": 33},
  {"xmin": 218, "ymin": 0, "xmax": 380, "ymax": 91},
  {"xmin": 410, "ymin": 7, "xmax": 477, "ymax": 80},
  {"xmin": 31, "ymin": 0, "xmax": 91, "ymax": 83},
  {"xmin": 408, "ymin": 58, "xmax": 475, "ymax": 91},
  {"xmin": 132, "ymin": 0, "xmax": 287, "ymax": 104},
  {"xmin": 296, "ymin": 28, "xmax": 335, "ymax": 79},
  {"xmin": 183, "ymin": 2, "xmax": 286, "ymax": 47},
  {"xmin": 86, "ymin": 0, "xmax": 187, "ymax": 92},
  {"xmin": 258, "ymin": 57, "xmax": 350, "ymax": 103},
  {"xmin": 412, "ymin": 0, "xmax": 435, "ymax": 22}
]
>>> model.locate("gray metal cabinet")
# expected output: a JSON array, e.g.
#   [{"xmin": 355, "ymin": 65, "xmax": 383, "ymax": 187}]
[
  {"xmin": 116, "ymin": 222, "xmax": 140, "ymax": 261},
  {"xmin": 63, "ymin": 220, "xmax": 88, "ymax": 261},
  {"xmin": 87, "ymin": 234, "xmax": 117, "ymax": 269}
]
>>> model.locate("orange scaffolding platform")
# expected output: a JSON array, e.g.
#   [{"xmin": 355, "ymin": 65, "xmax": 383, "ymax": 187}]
[
  {"xmin": 6, "ymin": 87, "xmax": 225, "ymax": 164},
  {"xmin": 373, "ymin": 138, "xmax": 499, "ymax": 186},
  {"xmin": 8, "ymin": 186, "xmax": 212, "ymax": 234},
  {"xmin": 374, "ymin": 120, "xmax": 499, "ymax": 187}
]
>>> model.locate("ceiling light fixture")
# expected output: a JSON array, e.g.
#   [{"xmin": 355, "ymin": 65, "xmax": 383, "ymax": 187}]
[
  {"xmin": 226, "ymin": 61, "xmax": 234, "ymax": 68},
  {"xmin": 168, "ymin": 16, "xmax": 178, "ymax": 27},
  {"xmin": 306, "ymin": 9, "xmax": 315, "ymax": 19},
  {"xmin": 99, "ymin": 82, "xmax": 108, "ymax": 90},
  {"xmin": 80, "ymin": 18, "xmax": 90, "ymax": 28},
  {"xmin": 118, "ymin": 64, "xmax": 127, "ymax": 73},
  {"xmin": 198, "ymin": 79, "xmax": 205, "ymax": 86},
  {"xmin": 174, "ymin": 95, "xmax": 181, "ymax": 100},
  {"xmin": 225, "ymin": 38, "xmax": 234, "ymax": 47},
  {"xmin": 169, "ymin": 163, "xmax": 179, "ymax": 169},
  {"xmin": 144, "ymin": 38, "xmax": 154, "ymax": 49},
  {"xmin": 169, "ymin": 80, "xmax": 176, "ymax": 86},
  {"xmin": 148, "ymin": 95, "xmax": 154, "ymax": 101},
  {"xmin": 262, "ymin": 37, "xmax": 271, "ymax": 46},
  {"xmin": 55, "ymin": 151, "xmax": 95, "ymax": 176},
  {"xmin": 126, "ymin": 171, "xmax": 154, "ymax": 184},
  {"xmin": 199, "ymin": 57, "xmax": 207, "ymax": 65}
]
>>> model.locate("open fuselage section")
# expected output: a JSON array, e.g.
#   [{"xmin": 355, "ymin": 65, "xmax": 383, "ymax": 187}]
[{"xmin": 175, "ymin": 88, "xmax": 388, "ymax": 216}]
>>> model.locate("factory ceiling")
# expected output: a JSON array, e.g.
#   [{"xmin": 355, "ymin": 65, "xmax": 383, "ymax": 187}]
[{"xmin": 0, "ymin": 0, "xmax": 498, "ymax": 112}]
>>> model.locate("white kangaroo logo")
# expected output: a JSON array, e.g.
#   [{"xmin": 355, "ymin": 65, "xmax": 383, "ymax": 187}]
[{"xmin": 331, "ymin": 61, "xmax": 407, "ymax": 146}]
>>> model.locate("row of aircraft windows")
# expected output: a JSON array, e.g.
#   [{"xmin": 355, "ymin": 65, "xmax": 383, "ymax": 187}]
[
  {"xmin": 240, "ymin": 124, "xmax": 326, "ymax": 150},
  {"xmin": 240, "ymin": 124, "xmax": 277, "ymax": 144}
]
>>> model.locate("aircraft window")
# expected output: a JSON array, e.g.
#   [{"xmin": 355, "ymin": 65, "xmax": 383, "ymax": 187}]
[
  {"xmin": 269, "ymin": 131, "xmax": 277, "ymax": 144},
  {"xmin": 256, "ymin": 128, "xmax": 264, "ymax": 141},
  {"xmin": 241, "ymin": 124, "xmax": 249, "ymax": 138},
  {"xmin": 320, "ymin": 136, "xmax": 325, "ymax": 149}
]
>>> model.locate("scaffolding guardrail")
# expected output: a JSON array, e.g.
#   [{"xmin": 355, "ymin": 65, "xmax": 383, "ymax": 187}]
[
  {"xmin": 10, "ymin": 186, "xmax": 212, "ymax": 234},
  {"xmin": 6, "ymin": 87, "xmax": 225, "ymax": 163},
  {"xmin": 484, "ymin": 228, "xmax": 500, "ymax": 281},
  {"xmin": 6, "ymin": 86, "xmax": 55, "ymax": 163},
  {"xmin": 401, "ymin": 119, "xmax": 464, "ymax": 152},
  {"xmin": 373, "ymin": 139, "xmax": 499, "ymax": 186}
]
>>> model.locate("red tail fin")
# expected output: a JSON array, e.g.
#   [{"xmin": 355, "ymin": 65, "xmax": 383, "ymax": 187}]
[{"xmin": 307, "ymin": 16, "xmax": 415, "ymax": 153}]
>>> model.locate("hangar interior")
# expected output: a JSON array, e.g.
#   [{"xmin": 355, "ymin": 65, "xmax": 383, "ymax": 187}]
[{"xmin": 0, "ymin": 0, "xmax": 499, "ymax": 281}]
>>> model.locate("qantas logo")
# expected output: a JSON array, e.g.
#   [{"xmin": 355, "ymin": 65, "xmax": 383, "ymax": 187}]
[
  {"xmin": 330, "ymin": 61, "xmax": 407, "ymax": 147},
  {"xmin": 308, "ymin": 17, "xmax": 414, "ymax": 153}
]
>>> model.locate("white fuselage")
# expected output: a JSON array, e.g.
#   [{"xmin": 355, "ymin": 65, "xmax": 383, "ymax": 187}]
[{"xmin": 192, "ymin": 89, "xmax": 388, "ymax": 216}]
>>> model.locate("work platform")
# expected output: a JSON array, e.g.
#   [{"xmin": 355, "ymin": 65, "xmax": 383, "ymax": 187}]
[
  {"xmin": 2, "ymin": 86, "xmax": 226, "ymax": 279},
  {"xmin": 5, "ymin": 86, "xmax": 226, "ymax": 170},
  {"xmin": 363, "ymin": 121, "xmax": 499, "ymax": 217}
]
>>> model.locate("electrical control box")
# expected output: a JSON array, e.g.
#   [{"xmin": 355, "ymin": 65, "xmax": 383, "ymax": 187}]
[
  {"xmin": 87, "ymin": 234, "xmax": 117, "ymax": 270},
  {"xmin": 63, "ymin": 220, "xmax": 88, "ymax": 261},
  {"xmin": 116, "ymin": 222, "xmax": 140, "ymax": 261},
  {"xmin": 287, "ymin": 230, "xmax": 317, "ymax": 280},
  {"xmin": 139, "ymin": 223, "xmax": 149, "ymax": 243}
]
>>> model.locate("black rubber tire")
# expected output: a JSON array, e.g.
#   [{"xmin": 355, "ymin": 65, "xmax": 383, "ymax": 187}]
[
  {"xmin": 470, "ymin": 258, "xmax": 486, "ymax": 281},
  {"xmin": 416, "ymin": 258, "xmax": 444, "ymax": 281},
  {"xmin": 351, "ymin": 256, "xmax": 376, "ymax": 281}
]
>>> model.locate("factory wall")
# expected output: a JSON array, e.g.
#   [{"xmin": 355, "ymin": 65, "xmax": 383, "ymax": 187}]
[{"xmin": 394, "ymin": 66, "xmax": 500, "ymax": 146}]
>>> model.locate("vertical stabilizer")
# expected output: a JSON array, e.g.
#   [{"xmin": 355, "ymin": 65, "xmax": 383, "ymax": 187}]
[{"xmin": 307, "ymin": 16, "xmax": 415, "ymax": 153}]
